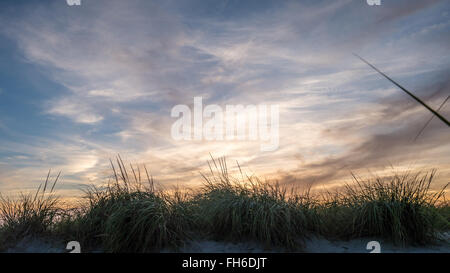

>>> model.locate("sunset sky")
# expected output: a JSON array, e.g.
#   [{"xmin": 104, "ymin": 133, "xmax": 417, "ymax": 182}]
[{"xmin": 0, "ymin": 0, "xmax": 449, "ymax": 198}]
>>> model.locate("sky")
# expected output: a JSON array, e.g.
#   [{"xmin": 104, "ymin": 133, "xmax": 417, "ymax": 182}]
[{"xmin": 0, "ymin": 0, "xmax": 449, "ymax": 199}]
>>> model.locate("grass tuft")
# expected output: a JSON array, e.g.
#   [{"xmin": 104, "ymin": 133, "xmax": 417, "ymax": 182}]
[
  {"xmin": 0, "ymin": 171, "xmax": 62, "ymax": 250},
  {"xmin": 0, "ymin": 156, "xmax": 448, "ymax": 252},
  {"xmin": 319, "ymin": 170, "xmax": 448, "ymax": 245}
]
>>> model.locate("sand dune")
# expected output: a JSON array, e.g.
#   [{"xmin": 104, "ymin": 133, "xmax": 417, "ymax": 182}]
[{"xmin": 5, "ymin": 234, "xmax": 449, "ymax": 253}]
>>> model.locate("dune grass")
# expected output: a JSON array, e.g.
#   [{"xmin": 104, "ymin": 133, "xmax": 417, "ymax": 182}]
[
  {"xmin": 53, "ymin": 157, "xmax": 195, "ymax": 252},
  {"xmin": 191, "ymin": 157, "xmax": 320, "ymax": 250},
  {"xmin": 0, "ymin": 156, "xmax": 448, "ymax": 252},
  {"xmin": 317, "ymin": 171, "xmax": 448, "ymax": 245},
  {"xmin": 0, "ymin": 170, "xmax": 63, "ymax": 250}
]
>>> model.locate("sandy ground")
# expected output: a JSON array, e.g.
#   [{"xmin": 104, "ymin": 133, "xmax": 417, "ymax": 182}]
[
  {"xmin": 300, "ymin": 235, "xmax": 450, "ymax": 253},
  {"xmin": 4, "ymin": 237, "xmax": 66, "ymax": 253},
  {"xmin": 4, "ymin": 233, "xmax": 449, "ymax": 253},
  {"xmin": 172, "ymin": 233, "xmax": 450, "ymax": 253}
]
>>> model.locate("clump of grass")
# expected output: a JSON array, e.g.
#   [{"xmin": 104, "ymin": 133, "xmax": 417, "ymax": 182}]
[
  {"xmin": 0, "ymin": 170, "xmax": 62, "ymax": 251},
  {"xmin": 102, "ymin": 192, "xmax": 192, "ymax": 252},
  {"xmin": 0, "ymin": 156, "xmax": 449, "ymax": 252},
  {"xmin": 434, "ymin": 201, "xmax": 450, "ymax": 231},
  {"xmin": 192, "ymin": 157, "xmax": 316, "ymax": 250},
  {"xmin": 321, "ymin": 170, "xmax": 449, "ymax": 245},
  {"xmin": 63, "ymin": 155, "xmax": 194, "ymax": 252}
]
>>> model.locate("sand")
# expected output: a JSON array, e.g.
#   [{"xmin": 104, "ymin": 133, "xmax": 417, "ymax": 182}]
[{"xmin": 4, "ymin": 233, "xmax": 449, "ymax": 253}]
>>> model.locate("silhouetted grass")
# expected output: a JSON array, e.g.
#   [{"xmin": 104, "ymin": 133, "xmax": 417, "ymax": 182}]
[
  {"xmin": 0, "ymin": 170, "xmax": 62, "ymax": 251},
  {"xmin": 192, "ymin": 157, "xmax": 319, "ymax": 250},
  {"xmin": 54, "ymin": 157, "xmax": 194, "ymax": 252},
  {"xmin": 0, "ymin": 157, "xmax": 448, "ymax": 252},
  {"xmin": 318, "ymin": 171, "xmax": 448, "ymax": 245}
]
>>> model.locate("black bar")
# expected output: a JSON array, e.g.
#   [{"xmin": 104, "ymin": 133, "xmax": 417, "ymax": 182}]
[{"xmin": 1, "ymin": 253, "xmax": 448, "ymax": 272}]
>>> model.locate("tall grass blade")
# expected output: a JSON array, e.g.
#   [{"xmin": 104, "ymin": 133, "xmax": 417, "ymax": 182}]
[
  {"xmin": 353, "ymin": 53, "xmax": 450, "ymax": 127},
  {"xmin": 414, "ymin": 95, "xmax": 450, "ymax": 141}
]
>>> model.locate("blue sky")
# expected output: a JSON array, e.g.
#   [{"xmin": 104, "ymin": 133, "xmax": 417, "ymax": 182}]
[{"xmin": 0, "ymin": 0, "xmax": 449, "ymax": 198}]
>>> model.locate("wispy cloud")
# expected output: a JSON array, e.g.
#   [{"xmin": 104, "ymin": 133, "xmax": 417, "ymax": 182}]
[{"xmin": 0, "ymin": 0, "xmax": 449, "ymax": 197}]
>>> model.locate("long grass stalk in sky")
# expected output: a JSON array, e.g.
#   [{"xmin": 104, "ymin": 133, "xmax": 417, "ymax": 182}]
[{"xmin": 353, "ymin": 54, "xmax": 450, "ymax": 127}]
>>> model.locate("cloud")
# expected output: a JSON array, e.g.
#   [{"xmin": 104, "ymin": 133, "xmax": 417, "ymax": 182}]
[
  {"xmin": 0, "ymin": 0, "xmax": 449, "ymax": 197},
  {"xmin": 47, "ymin": 97, "xmax": 104, "ymax": 124},
  {"xmin": 275, "ymin": 77, "xmax": 450, "ymax": 189}
]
